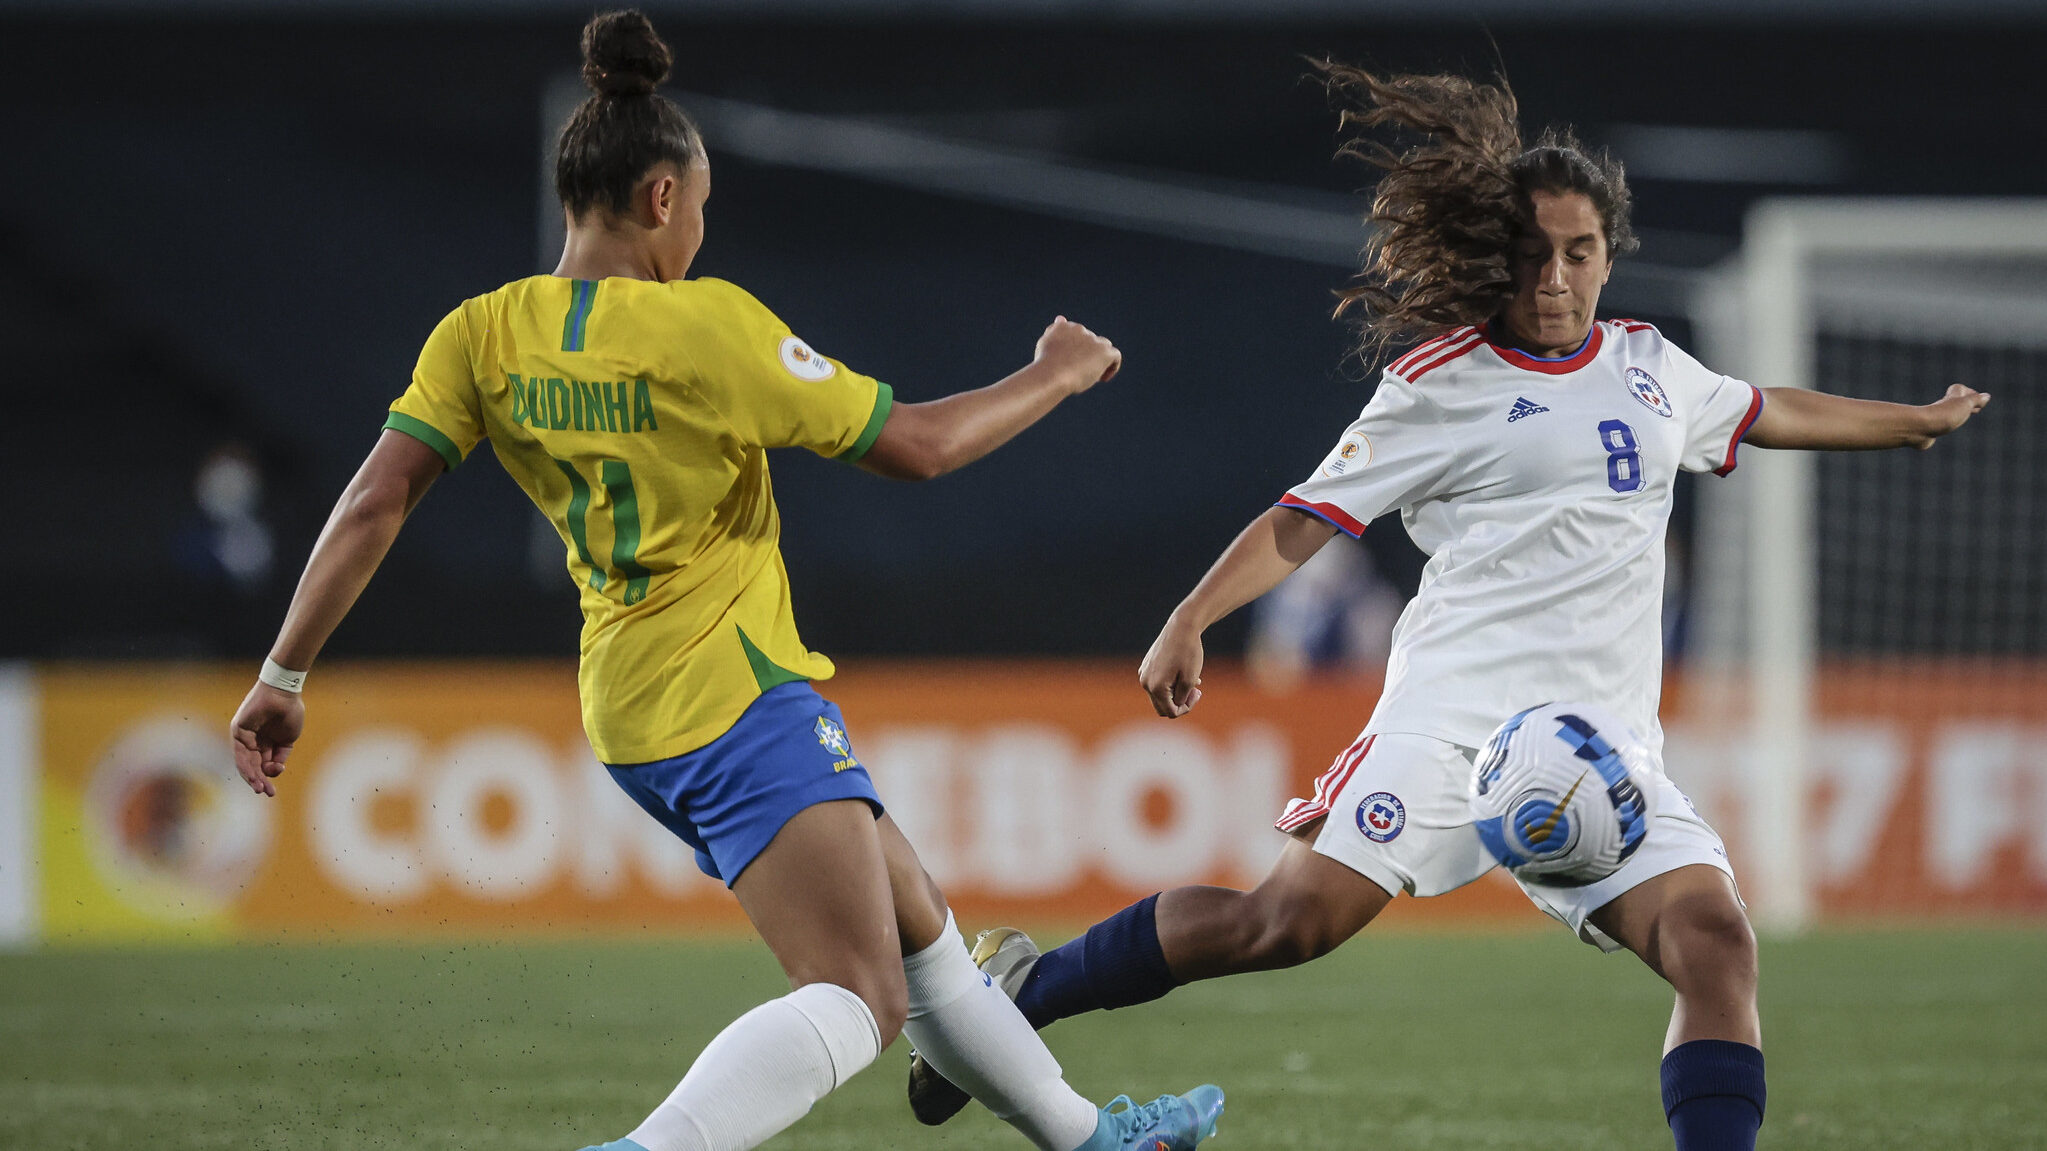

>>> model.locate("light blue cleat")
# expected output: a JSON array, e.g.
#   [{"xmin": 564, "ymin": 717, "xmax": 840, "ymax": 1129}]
[
  {"xmin": 575, "ymin": 1141, "xmax": 648, "ymax": 1151},
  {"xmin": 1079, "ymin": 1084, "xmax": 1225, "ymax": 1151}
]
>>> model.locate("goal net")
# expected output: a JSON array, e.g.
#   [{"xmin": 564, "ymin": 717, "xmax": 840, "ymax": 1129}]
[{"xmin": 1683, "ymin": 200, "xmax": 2047, "ymax": 933}]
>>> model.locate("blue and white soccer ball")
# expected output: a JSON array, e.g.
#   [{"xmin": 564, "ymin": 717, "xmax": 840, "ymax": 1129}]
[{"xmin": 1470, "ymin": 702, "xmax": 1658, "ymax": 886}]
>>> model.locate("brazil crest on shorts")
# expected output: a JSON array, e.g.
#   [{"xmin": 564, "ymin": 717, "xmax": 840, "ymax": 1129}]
[{"xmin": 816, "ymin": 716, "xmax": 859, "ymax": 772}]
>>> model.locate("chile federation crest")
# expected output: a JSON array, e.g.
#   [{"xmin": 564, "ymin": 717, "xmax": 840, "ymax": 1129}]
[
  {"xmin": 1625, "ymin": 367, "xmax": 1674, "ymax": 418},
  {"xmin": 1356, "ymin": 792, "xmax": 1406, "ymax": 842}
]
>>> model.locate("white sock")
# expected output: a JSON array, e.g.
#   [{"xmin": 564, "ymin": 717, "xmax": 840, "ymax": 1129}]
[
  {"xmin": 623, "ymin": 982, "xmax": 882, "ymax": 1151},
  {"xmin": 902, "ymin": 913, "xmax": 1101, "ymax": 1151}
]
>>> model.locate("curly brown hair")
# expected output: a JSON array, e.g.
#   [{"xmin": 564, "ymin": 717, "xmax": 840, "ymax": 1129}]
[{"xmin": 1317, "ymin": 61, "xmax": 1639, "ymax": 358}]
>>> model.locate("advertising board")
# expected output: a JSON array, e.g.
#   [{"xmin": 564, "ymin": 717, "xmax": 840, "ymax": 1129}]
[{"xmin": 7, "ymin": 661, "xmax": 2042, "ymax": 943}]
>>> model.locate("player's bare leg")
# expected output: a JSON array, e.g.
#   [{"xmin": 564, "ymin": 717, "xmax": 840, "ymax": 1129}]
[
  {"xmin": 876, "ymin": 814, "xmax": 1225, "ymax": 1150},
  {"xmin": 595, "ymin": 800, "xmax": 901, "ymax": 1151},
  {"xmin": 1154, "ymin": 832, "xmax": 1392, "ymax": 980},
  {"xmin": 1591, "ymin": 864, "xmax": 1761, "ymax": 1050},
  {"xmin": 906, "ymin": 832, "xmax": 1372, "ymax": 1123},
  {"xmin": 732, "ymin": 801, "xmax": 910, "ymax": 1029},
  {"xmin": 877, "ymin": 814, "xmax": 950, "ymax": 953},
  {"xmin": 928, "ymin": 831, "xmax": 1388, "ymax": 1046},
  {"xmin": 1590, "ymin": 863, "xmax": 1765, "ymax": 1150}
]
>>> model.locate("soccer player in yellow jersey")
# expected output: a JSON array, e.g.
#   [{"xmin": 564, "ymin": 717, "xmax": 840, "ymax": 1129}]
[{"xmin": 226, "ymin": 11, "xmax": 1223, "ymax": 1151}]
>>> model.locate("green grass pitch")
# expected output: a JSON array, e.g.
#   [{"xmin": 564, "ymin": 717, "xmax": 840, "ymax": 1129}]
[{"xmin": 5, "ymin": 927, "xmax": 2044, "ymax": 1149}]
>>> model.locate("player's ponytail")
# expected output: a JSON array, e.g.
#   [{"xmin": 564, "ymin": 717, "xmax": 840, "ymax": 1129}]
[
  {"xmin": 1315, "ymin": 62, "xmax": 1637, "ymax": 361},
  {"xmin": 555, "ymin": 9, "xmax": 704, "ymax": 221}
]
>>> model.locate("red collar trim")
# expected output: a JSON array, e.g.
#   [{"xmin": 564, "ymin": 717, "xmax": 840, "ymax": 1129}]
[{"xmin": 1483, "ymin": 322, "xmax": 1604, "ymax": 375}]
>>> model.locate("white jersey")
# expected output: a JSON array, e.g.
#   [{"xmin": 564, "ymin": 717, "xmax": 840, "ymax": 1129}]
[{"xmin": 1280, "ymin": 320, "xmax": 1763, "ymax": 753}]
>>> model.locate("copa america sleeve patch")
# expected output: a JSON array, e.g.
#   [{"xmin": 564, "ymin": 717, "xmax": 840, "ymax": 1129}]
[
  {"xmin": 779, "ymin": 336, "xmax": 838, "ymax": 381},
  {"xmin": 1321, "ymin": 434, "xmax": 1373, "ymax": 477}
]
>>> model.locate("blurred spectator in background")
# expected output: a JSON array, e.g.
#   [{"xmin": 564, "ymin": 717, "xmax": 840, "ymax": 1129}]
[
  {"xmin": 173, "ymin": 444, "xmax": 275, "ymax": 593},
  {"xmin": 1246, "ymin": 537, "xmax": 1402, "ymax": 689}
]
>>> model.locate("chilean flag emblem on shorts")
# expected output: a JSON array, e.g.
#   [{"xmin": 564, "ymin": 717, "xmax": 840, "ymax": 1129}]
[{"xmin": 1356, "ymin": 792, "xmax": 1406, "ymax": 842}]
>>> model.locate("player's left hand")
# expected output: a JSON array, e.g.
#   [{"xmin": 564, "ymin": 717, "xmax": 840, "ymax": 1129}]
[
  {"xmin": 230, "ymin": 683, "xmax": 304, "ymax": 797},
  {"xmin": 1034, "ymin": 316, "xmax": 1122, "ymax": 393},
  {"xmin": 1910, "ymin": 384, "xmax": 1990, "ymax": 448},
  {"xmin": 1139, "ymin": 620, "xmax": 1206, "ymax": 718}
]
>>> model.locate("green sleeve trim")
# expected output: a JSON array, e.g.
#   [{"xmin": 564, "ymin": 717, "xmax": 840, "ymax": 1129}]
[
  {"xmin": 736, "ymin": 626, "xmax": 812, "ymax": 693},
  {"xmin": 384, "ymin": 411, "xmax": 463, "ymax": 471},
  {"xmin": 836, "ymin": 381, "xmax": 894, "ymax": 463}
]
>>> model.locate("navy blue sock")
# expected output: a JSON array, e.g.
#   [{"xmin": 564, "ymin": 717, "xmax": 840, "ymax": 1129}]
[
  {"xmin": 1661, "ymin": 1039, "xmax": 1766, "ymax": 1151},
  {"xmin": 1012, "ymin": 894, "xmax": 1179, "ymax": 1030}
]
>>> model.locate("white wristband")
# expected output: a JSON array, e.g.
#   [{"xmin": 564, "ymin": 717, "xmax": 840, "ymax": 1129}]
[{"xmin": 259, "ymin": 657, "xmax": 307, "ymax": 694}]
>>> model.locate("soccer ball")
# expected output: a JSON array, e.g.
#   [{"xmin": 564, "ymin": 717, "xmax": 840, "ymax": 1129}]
[{"xmin": 1470, "ymin": 701, "xmax": 1658, "ymax": 886}]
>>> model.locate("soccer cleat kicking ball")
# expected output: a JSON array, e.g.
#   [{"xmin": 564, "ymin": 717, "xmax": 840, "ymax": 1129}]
[{"xmin": 1470, "ymin": 701, "xmax": 1658, "ymax": 886}]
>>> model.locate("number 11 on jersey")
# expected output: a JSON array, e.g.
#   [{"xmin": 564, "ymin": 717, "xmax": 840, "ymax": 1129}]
[{"xmin": 553, "ymin": 456, "xmax": 653, "ymax": 603}]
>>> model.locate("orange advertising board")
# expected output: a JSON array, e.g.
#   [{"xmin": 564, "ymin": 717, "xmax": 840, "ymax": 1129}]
[
  {"xmin": 1663, "ymin": 662, "xmax": 2047, "ymax": 916},
  {"xmin": 10, "ymin": 659, "xmax": 2046, "ymax": 943}
]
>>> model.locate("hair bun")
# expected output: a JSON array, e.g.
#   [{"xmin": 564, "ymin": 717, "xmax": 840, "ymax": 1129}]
[{"xmin": 581, "ymin": 9, "xmax": 672, "ymax": 98}]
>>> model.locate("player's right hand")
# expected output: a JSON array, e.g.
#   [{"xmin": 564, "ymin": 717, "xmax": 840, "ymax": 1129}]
[
  {"xmin": 1139, "ymin": 621, "xmax": 1205, "ymax": 718},
  {"xmin": 1034, "ymin": 316, "xmax": 1121, "ymax": 393},
  {"xmin": 229, "ymin": 683, "xmax": 304, "ymax": 797},
  {"xmin": 1910, "ymin": 383, "xmax": 1991, "ymax": 448}
]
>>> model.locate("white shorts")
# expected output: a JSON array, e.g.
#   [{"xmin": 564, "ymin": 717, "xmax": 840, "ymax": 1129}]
[{"xmin": 1276, "ymin": 731, "xmax": 1739, "ymax": 952}]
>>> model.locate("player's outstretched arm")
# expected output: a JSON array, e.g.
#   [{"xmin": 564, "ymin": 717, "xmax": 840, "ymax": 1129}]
[
  {"xmin": 1744, "ymin": 383, "xmax": 1989, "ymax": 451},
  {"xmin": 857, "ymin": 316, "xmax": 1120, "ymax": 481},
  {"xmin": 228, "ymin": 430, "xmax": 445, "ymax": 797},
  {"xmin": 1140, "ymin": 506, "xmax": 1338, "ymax": 718}
]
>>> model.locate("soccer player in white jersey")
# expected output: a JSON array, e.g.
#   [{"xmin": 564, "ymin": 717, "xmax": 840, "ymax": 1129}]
[{"xmin": 905, "ymin": 65, "xmax": 1990, "ymax": 1149}]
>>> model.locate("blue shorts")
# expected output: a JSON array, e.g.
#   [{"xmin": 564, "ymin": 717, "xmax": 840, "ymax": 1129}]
[{"xmin": 604, "ymin": 682, "xmax": 884, "ymax": 886}]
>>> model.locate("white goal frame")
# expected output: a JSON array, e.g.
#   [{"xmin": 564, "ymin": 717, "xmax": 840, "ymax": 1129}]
[{"xmin": 1692, "ymin": 198, "xmax": 2047, "ymax": 934}]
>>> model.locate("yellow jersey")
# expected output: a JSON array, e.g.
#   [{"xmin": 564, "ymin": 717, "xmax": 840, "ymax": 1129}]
[{"xmin": 385, "ymin": 275, "xmax": 891, "ymax": 763}]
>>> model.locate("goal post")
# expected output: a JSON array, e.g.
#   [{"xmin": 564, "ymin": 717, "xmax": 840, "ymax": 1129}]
[{"xmin": 1691, "ymin": 198, "xmax": 2047, "ymax": 934}]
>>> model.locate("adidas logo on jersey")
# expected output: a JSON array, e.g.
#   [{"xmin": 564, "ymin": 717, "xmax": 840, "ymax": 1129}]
[{"xmin": 1506, "ymin": 397, "xmax": 1551, "ymax": 422}]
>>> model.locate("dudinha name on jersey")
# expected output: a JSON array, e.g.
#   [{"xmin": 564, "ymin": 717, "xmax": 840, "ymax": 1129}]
[{"xmin": 508, "ymin": 374, "xmax": 660, "ymax": 434}]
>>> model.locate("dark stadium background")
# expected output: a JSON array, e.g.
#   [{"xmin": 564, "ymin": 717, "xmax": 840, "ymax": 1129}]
[{"xmin": 6, "ymin": 8, "xmax": 2044, "ymax": 661}]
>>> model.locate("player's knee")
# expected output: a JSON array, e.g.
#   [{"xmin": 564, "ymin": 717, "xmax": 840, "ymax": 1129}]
[
  {"xmin": 1663, "ymin": 900, "xmax": 1757, "ymax": 994},
  {"xmin": 1242, "ymin": 897, "xmax": 1345, "ymax": 969},
  {"xmin": 869, "ymin": 995, "xmax": 908, "ymax": 1045},
  {"xmin": 844, "ymin": 976, "xmax": 908, "ymax": 1044},
  {"xmin": 1689, "ymin": 901, "xmax": 1757, "ymax": 966},
  {"xmin": 1250, "ymin": 926, "xmax": 1330, "ymax": 969},
  {"xmin": 794, "ymin": 962, "xmax": 907, "ymax": 1043}
]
